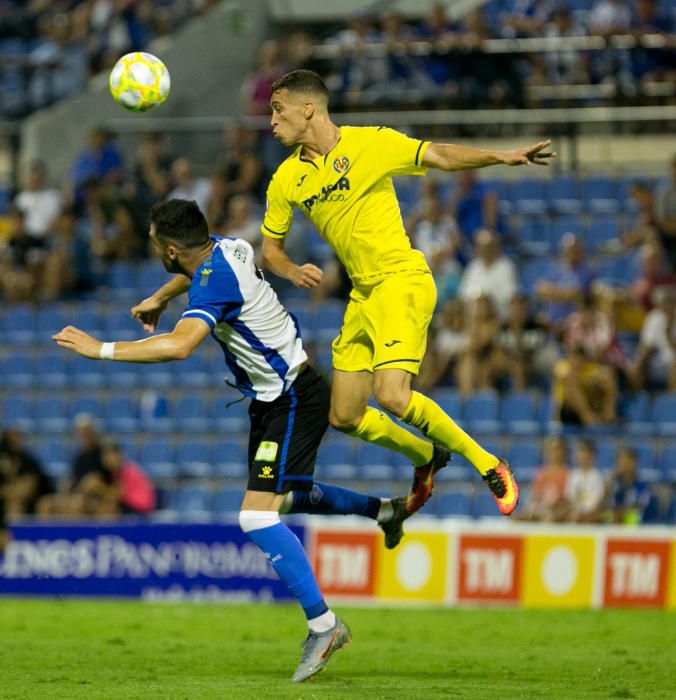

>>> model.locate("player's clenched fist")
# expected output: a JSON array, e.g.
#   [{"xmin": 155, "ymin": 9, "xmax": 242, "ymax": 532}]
[
  {"xmin": 290, "ymin": 263, "xmax": 323, "ymax": 289},
  {"xmin": 131, "ymin": 295, "xmax": 168, "ymax": 333}
]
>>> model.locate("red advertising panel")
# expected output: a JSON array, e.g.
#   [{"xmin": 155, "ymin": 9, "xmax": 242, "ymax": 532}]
[
  {"xmin": 604, "ymin": 539, "xmax": 671, "ymax": 608},
  {"xmin": 312, "ymin": 530, "xmax": 378, "ymax": 597},
  {"xmin": 458, "ymin": 535, "xmax": 523, "ymax": 603}
]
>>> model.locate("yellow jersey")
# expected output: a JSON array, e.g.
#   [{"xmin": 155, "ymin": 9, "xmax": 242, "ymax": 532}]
[{"xmin": 262, "ymin": 126, "xmax": 431, "ymax": 283}]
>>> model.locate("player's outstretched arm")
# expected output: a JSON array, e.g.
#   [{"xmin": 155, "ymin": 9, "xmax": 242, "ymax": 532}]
[
  {"xmin": 422, "ymin": 139, "xmax": 556, "ymax": 172},
  {"xmin": 261, "ymin": 236, "xmax": 323, "ymax": 288},
  {"xmin": 130, "ymin": 274, "xmax": 191, "ymax": 333},
  {"xmin": 53, "ymin": 318, "xmax": 210, "ymax": 363}
]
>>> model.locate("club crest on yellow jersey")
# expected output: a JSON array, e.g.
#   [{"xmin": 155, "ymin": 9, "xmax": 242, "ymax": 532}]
[{"xmin": 333, "ymin": 156, "xmax": 349, "ymax": 174}]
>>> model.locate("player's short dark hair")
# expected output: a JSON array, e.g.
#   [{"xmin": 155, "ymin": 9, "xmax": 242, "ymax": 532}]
[
  {"xmin": 149, "ymin": 199, "xmax": 209, "ymax": 249},
  {"xmin": 270, "ymin": 70, "xmax": 329, "ymax": 104}
]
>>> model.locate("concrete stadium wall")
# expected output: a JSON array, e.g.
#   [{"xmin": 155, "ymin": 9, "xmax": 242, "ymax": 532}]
[{"xmin": 20, "ymin": 0, "xmax": 269, "ymax": 184}]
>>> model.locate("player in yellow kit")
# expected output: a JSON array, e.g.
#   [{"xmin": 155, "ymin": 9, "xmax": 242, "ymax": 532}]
[{"xmin": 262, "ymin": 70, "xmax": 555, "ymax": 517}]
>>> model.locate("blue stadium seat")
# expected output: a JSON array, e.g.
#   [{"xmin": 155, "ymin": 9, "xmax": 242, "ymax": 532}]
[
  {"xmin": 140, "ymin": 393, "xmax": 174, "ymax": 432},
  {"xmin": 105, "ymin": 310, "xmax": 142, "ymax": 341},
  {"xmin": 657, "ymin": 445, "xmax": 676, "ymax": 484},
  {"xmin": 106, "ymin": 396, "xmax": 139, "ymax": 433},
  {"xmin": 175, "ymin": 485, "xmax": 212, "ymax": 520},
  {"xmin": 434, "ymin": 390, "xmax": 463, "ymax": 422},
  {"xmin": 311, "ymin": 300, "xmax": 344, "ymax": 343},
  {"xmin": 464, "ymin": 390, "xmax": 500, "ymax": 434},
  {"xmin": 507, "ymin": 440, "xmax": 541, "ymax": 483},
  {"xmin": 36, "ymin": 351, "xmax": 69, "ymax": 389},
  {"xmin": 108, "ymin": 261, "xmax": 138, "ymax": 299},
  {"xmin": 284, "ymin": 300, "xmax": 314, "ymax": 342},
  {"xmin": 139, "ymin": 439, "xmax": 177, "ymax": 480},
  {"xmin": 103, "ymin": 361, "xmax": 138, "ymax": 388},
  {"xmin": 1, "ymin": 396, "xmax": 34, "ymax": 431},
  {"xmin": 587, "ymin": 216, "xmax": 620, "ymax": 251},
  {"xmin": 34, "ymin": 439, "xmax": 70, "ymax": 482},
  {"xmin": 35, "ymin": 397, "xmax": 70, "ymax": 433},
  {"xmin": 623, "ymin": 392, "xmax": 652, "ymax": 436},
  {"xmin": 138, "ymin": 363, "xmax": 175, "ymax": 390},
  {"xmin": 212, "ymin": 394, "xmax": 248, "ymax": 432},
  {"xmin": 471, "ymin": 491, "xmax": 502, "ymax": 519},
  {"xmin": 582, "ymin": 177, "xmax": 619, "ymax": 214},
  {"xmin": 36, "ymin": 307, "xmax": 69, "ymax": 337},
  {"xmin": 176, "ymin": 440, "xmax": 212, "ymax": 478},
  {"xmin": 174, "ymin": 394, "xmax": 211, "ymax": 432},
  {"xmin": 521, "ymin": 257, "xmax": 552, "ymax": 293},
  {"xmin": 70, "ymin": 397, "xmax": 104, "ymax": 423},
  {"xmin": 69, "ymin": 355, "xmax": 106, "ymax": 388},
  {"xmin": 512, "ymin": 178, "xmax": 547, "ymax": 215},
  {"xmin": 211, "ymin": 439, "xmax": 248, "ymax": 479},
  {"xmin": 1, "ymin": 353, "xmax": 34, "ymax": 389},
  {"xmin": 595, "ymin": 440, "xmax": 618, "ymax": 472},
  {"xmin": 2, "ymin": 305, "xmax": 38, "ymax": 344},
  {"xmin": 628, "ymin": 440, "xmax": 657, "ymax": 476},
  {"xmin": 538, "ymin": 394, "xmax": 555, "ymax": 433},
  {"xmin": 135, "ymin": 261, "xmax": 170, "ymax": 299},
  {"xmin": 355, "ymin": 443, "xmax": 393, "ymax": 481},
  {"xmin": 75, "ymin": 309, "xmax": 104, "ymax": 336},
  {"xmin": 212, "ymin": 487, "xmax": 243, "ymax": 515},
  {"xmin": 651, "ymin": 394, "xmax": 676, "ymax": 436},
  {"xmin": 434, "ymin": 489, "xmax": 472, "ymax": 518},
  {"xmin": 500, "ymin": 392, "xmax": 539, "ymax": 435},
  {"xmin": 516, "ymin": 219, "xmax": 550, "ymax": 256},
  {"xmin": 316, "ymin": 439, "xmax": 358, "ymax": 481},
  {"xmin": 175, "ymin": 353, "xmax": 211, "ymax": 388},
  {"xmin": 617, "ymin": 177, "xmax": 643, "ymax": 214},
  {"xmin": 547, "ymin": 176, "xmax": 581, "ymax": 214}
]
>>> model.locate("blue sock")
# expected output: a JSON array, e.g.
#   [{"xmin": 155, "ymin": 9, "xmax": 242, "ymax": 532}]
[
  {"xmin": 244, "ymin": 521, "xmax": 327, "ymax": 620},
  {"xmin": 289, "ymin": 482, "xmax": 381, "ymax": 520}
]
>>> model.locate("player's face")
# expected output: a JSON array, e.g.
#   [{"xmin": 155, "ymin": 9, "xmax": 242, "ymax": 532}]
[
  {"xmin": 149, "ymin": 225, "xmax": 181, "ymax": 273},
  {"xmin": 270, "ymin": 89, "xmax": 308, "ymax": 145}
]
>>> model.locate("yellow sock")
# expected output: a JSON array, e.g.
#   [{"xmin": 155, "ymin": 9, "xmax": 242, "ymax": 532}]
[
  {"xmin": 401, "ymin": 391, "xmax": 498, "ymax": 475},
  {"xmin": 347, "ymin": 406, "xmax": 433, "ymax": 467}
]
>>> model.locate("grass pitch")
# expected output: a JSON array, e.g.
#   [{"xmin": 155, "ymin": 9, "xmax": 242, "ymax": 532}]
[{"xmin": 0, "ymin": 601, "xmax": 673, "ymax": 699}]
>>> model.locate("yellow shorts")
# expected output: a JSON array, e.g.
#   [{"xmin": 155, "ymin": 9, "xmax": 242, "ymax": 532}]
[{"xmin": 331, "ymin": 270, "xmax": 437, "ymax": 375}]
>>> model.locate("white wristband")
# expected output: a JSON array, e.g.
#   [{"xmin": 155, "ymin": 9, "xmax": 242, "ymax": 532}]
[{"xmin": 99, "ymin": 342, "xmax": 116, "ymax": 360}]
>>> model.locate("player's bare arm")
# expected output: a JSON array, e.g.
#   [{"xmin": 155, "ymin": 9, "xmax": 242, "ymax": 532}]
[
  {"xmin": 53, "ymin": 317, "xmax": 210, "ymax": 362},
  {"xmin": 422, "ymin": 139, "xmax": 556, "ymax": 171},
  {"xmin": 131, "ymin": 274, "xmax": 191, "ymax": 333},
  {"xmin": 261, "ymin": 236, "xmax": 323, "ymax": 288}
]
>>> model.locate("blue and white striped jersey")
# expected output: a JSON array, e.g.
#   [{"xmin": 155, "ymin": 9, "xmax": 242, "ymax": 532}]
[{"xmin": 182, "ymin": 236, "xmax": 307, "ymax": 401}]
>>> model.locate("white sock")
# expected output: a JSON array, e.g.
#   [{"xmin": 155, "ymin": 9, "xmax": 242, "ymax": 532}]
[
  {"xmin": 308, "ymin": 609, "xmax": 336, "ymax": 633},
  {"xmin": 377, "ymin": 499, "xmax": 394, "ymax": 523}
]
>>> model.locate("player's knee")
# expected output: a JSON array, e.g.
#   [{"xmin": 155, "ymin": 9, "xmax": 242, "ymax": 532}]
[
  {"xmin": 328, "ymin": 406, "xmax": 362, "ymax": 432},
  {"xmin": 373, "ymin": 385, "xmax": 409, "ymax": 417}
]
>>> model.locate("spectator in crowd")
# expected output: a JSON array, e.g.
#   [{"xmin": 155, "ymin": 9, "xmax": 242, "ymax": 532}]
[
  {"xmin": 536, "ymin": 233, "xmax": 595, "ymax": 330},
  {"xmin": 564, "ymin": 295, "xmax": 625, "ymax": 369},
  {"xmin": 521, "ymin": 437, "xmax": 570, "ymax": 522},
  {"xmin": 84, "ymin": 440, "xmax": 155, "ymax": 517},
  {"xmin": 167, "ymin": 158, "xmax": 212, "ymax": 219},
  {"xmin": 622, "ymin": 181, "xmax": 661, "ymax": 250},
  {"xmin": 552, "ymin": 344, "xmax": 618, "ymax": 427},
  {"xmin": 458, "ymin": 229, "xmax": 519, "ymax": 318},
  {"xmin": 37, "ymin": 414, "xmax": 105, "ymax": 517},
  {"xmin": 449, "ymin": 170, "xmax": 501, "ymax": 242},
  {"xmin": 457, "ymin": 294, "xmax": 501, "ymax": 397},
  {"xmin": 415, "ymin": 3, "xmax": 460, "ymax": 102},
  {"xmin": 499, "ymin": 0, "xmax": 556, "ymax": 39},
  {"xmin": 628, "ymin": 0, "xmax": 675, "ymax": 86},
  {"xmin": 564, "ymin": 439, "xmax": 605, "ymax": 522},
  {"xmin": 0, "ymin": 427, "xmax": 53, "ymax": 518},
  {"xmin": 537, "ymin": 6, "xmax": 589, "ymax": 86},
  {"xmin": 631, "ymin": 242, "xmax": 675, "ymax": 310},
  {"xmin": 630, "ymin": 285, "xmax": 676, "ymax": 390},
  {"xmin": 286, "ymin": 31, "xmax": 324, "ymax": 75},
  {"xmin": 653, "ymin": 154, "xmax": 676, "ymax": 268},
  {"xmin": 241, "ymin": 39, "xmax": 288, "ymax": 116},
  {"xmin": 133, "ymin": 132, "xmax": 173, "ymax": 212},
  {"xmin": 486, "ymin": 293, "xmax": 555, "ymax": 391},
  {"xmin": 0, "ymin": 206, "xmax": 43, "ymax": 302},
  {"xmin": 417, "ymin": 298, "xmax": 469, "ymax": 391},
  {"xmin": 210, "ymin": 124, "xmax": 262, "ymax": 229},
  {"xmin": 410, "ymin": 196, "xmax": 463, "ymax": 303},
  {"xmin": 69, "ymin": 127, "xmax": 123, "ymax": 210},
  {"xmin": 41, "ymin": 206, "xmax": 97, "ymax": 301},
  {"xmin": 588, "ymin": 0, "xmax": 632, "ymax": 36},
  {"xmin": 606, "ymin": 446, "xmax": 651, "ymax": 524},
  {"xmin": 14, "ymin": 160, "xmax": 62, "ymax": 240},
  {"xmin": 223, "ymin": 194, "xmax": 260, "ymax": 249}
]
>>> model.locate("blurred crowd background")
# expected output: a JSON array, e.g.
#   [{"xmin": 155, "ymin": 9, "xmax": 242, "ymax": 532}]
[{"xmin": 0, "ymin": 0, "xmax": 674, "ymax": 527}]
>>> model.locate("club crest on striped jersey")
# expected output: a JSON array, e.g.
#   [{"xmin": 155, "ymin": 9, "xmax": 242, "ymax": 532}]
[{"xmin": 333, "ymin": 156, "xmax": 349, "ymax": 174}]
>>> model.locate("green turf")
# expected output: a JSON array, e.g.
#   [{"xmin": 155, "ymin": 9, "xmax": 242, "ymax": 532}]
[{"xmin": 0, "ymin": 601, "xmax": 673, "ymax": 699}]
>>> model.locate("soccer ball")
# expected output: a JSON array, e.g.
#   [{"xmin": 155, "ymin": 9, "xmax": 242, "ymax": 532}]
[{"xmin": 109, "ymin": 52, "xmax": 170, "ymax": 113}]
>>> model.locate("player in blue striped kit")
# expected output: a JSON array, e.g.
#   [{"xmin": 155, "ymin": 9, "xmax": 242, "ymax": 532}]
[{"xmin": 53, "ymin": 199, "xmax": 411, "ymax": 683}]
